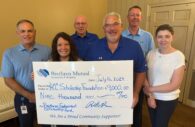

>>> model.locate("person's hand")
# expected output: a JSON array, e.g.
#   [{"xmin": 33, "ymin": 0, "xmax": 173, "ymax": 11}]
[
  {"xmin": 132, "ymin": 92, "xmax": 139, "ymax": 108},
  {"xmin": 27, "ymin": 92, "xmax": 36, "ymax": 103},
  {"xmin": 147, "ymin": 97, "xmax": 156, "ymax": 109},
  {"xmin": 31, "ymin": 72, "xmax": 34, "ymax": 80},
  {"xmin": 143, "ymin": 85, "xmax": 151, "ymax": 95}
]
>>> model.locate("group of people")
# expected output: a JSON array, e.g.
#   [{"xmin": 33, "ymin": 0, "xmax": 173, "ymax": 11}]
[{"xmin": 1, "ymin": 5, "xmax": 185, "ymax": 127}]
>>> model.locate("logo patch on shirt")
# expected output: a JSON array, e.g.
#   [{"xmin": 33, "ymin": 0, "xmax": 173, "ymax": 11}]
[{"xmin": 98, "ymin": 56, "xmax": 103, "ymax": 60}]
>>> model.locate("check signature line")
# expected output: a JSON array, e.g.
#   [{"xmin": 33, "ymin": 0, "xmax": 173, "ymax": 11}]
[{"xmin": 97, "ymin": 94, "xmax": 115, "ymax": 98}]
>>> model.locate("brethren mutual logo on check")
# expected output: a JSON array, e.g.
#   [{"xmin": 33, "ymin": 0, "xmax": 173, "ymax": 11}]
[{"xmin": 33, "ymin": 61, "xmax": 133, "ymax": 125}]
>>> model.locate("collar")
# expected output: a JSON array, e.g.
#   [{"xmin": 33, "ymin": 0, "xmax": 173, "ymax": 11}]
[
  {"xmin": 18, "ymin": 43, "xmax": 38, "ymax": 52},
  {"xmin": 128, "ymin": 27, "xmax": 142, "ymax": 36},
  {"xmin": 75, "ymin": 31, "xmax": 89, "ymax": 38},
  {"xmin": 102, "ymin": 36, "xmax": 123, "ymax": 49}
]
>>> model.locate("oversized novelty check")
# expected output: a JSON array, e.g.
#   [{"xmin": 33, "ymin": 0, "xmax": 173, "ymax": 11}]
[{"xmin": 33, "ymin": 61, "xmax": 133, "ymax": 125}]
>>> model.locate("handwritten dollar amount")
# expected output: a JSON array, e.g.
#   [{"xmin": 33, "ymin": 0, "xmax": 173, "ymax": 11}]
[{"xmin": 105, "ymin": 85, "xmax": 129, "ymax": 91}]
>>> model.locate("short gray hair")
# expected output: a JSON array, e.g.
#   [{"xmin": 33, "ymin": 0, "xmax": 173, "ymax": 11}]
[
  {"xmin": 16, "ymin": 19, "xmax": 34, "ymax": 28},
  {"xmin": 103, "ymin": 12, "xmax": 122, "ymax": 26}
]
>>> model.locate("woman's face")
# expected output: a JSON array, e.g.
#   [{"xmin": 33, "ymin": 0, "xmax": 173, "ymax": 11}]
[
  {"xmin": 57, "ymin": 37, "xmax": 71, "ymax": 60},
  {"xmin": 156, "ymin": 30, "xmax": 173, "ymax": 49}
]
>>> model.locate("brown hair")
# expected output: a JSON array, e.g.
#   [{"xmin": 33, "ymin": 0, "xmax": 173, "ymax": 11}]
[
  {"xmin": 155, "ymin": 24, "xmax": 174, "ymax": 36},
  {"xmin": 128, "ymin": 5, "xmax": 142, "ymax": 13},
  {"xmin": 51, "ymin": 32, "xmax": 79, "ymax": 61}
]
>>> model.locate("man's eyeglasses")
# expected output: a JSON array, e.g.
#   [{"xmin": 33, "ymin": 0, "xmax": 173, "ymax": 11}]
[
  {"xmin": 128, "ymin": 13, "xmax": 141, "ymax": 17},
  {"xmin": 104, "ymin": 22, "xmax": 121, "ymax": 28},
  {"xmin": 75, "ymin": 22, "xmax": 87, "ymax": 26}
]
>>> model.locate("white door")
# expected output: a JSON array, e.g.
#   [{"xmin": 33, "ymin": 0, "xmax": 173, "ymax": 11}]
[
  {"xmin": 184, "ymin": 24, "xmax": 195, "ymax": 107},
  {"xmin": 148, "ymin": 2, "xmax": 195, "ymax": 105}
]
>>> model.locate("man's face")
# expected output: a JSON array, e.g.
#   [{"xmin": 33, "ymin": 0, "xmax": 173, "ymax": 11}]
[
  {"xmin": 16, "ymin": 22, "xmax": 36, "ymax": 45},
  {"xmin": 103, "ymin": 15, "xmax": 122, "ymax": 43},
  {"xmin": 74, "ymin": 16, "xmax": 88, "ymax": 36},
  {"xmin": 127, "ymin": 8, "xmax": 142, "ymax": 27}
]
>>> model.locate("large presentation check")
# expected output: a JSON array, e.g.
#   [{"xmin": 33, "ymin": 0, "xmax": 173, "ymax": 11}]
[{"xmin": 33, "ymin": 61, "xmax": 133, "ymax": 125}]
